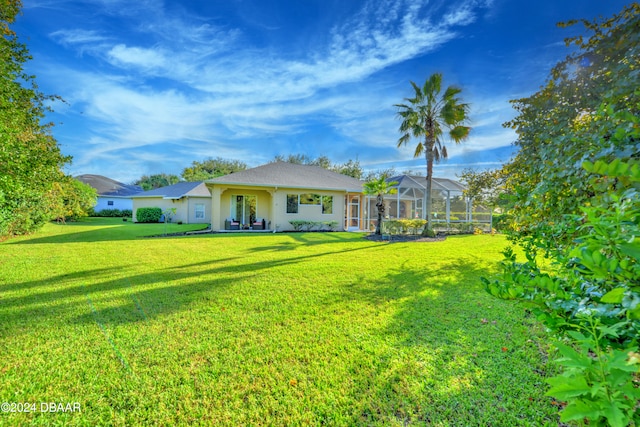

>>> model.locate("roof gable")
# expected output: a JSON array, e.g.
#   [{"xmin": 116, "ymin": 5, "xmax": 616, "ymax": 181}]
[
  {"xmin": 76, "ymin": 174, "xmax": 142, "ymax": 196},
  {"xmin": 209, "ymin": 162, "xmax": 364, "ymax": 192}
]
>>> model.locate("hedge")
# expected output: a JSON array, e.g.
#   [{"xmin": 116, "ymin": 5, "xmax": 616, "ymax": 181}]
[
  {"xmin": 136, "ymin": 207, "xmax": 162, "ymax": 223},
  {"xmin": 91, "ymin": 208, "xmax": 133, "ymax": 218}
]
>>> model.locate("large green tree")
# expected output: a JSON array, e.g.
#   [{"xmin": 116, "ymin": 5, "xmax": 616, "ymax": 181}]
[
  {"xmin": 502, "ymin": 3, "xmax": 640, "ymax": 250},
  {"xmin": 395, "ymin": 73, "xmax": 471, "ymax": 235},
  {"xmin": 484, "ymin": 5, "xmax": 640, "ymax": 424},
  {"xmin": 0, "ymin": 0, "xmax": 72, "ymax": 236},
  {"xmin": 181, "ymin": 157, "xmax": 247, "ymax": 181}
]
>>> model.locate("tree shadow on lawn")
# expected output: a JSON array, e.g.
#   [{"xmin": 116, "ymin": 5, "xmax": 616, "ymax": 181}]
[
  {"xmin": 1, "ymin": 243, "xmax": 376, "ymax": 334},
  {"xmin": 331, "ymin": 259, "xmax": 557, "ymax": 425},
  {"xmin": 237, "ymin": 232, "xmax": 367, "ymax": 253}
]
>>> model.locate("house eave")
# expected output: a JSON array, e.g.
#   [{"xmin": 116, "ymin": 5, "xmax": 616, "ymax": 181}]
[{"xmin": 207, "ymin": 181, "xmax": 362, "ymax": 193}]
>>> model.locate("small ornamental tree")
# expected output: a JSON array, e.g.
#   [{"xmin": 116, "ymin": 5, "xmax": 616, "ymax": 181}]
[
  {"xmin": 363, "ymin": 175, "xmax": 398, "ymax": 235},
  {"xmin": 49, "ymin": 178, "xmax": 98, "ymax": 221},
  {"xmin": 484, "ymin": 5, "xmax": 640, "ymax": 425}
]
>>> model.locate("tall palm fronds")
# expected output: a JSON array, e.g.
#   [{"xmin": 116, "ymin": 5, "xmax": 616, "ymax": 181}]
[{"xmin": 395, "ymin": 73, "xmax": 471, "ymax": 235}]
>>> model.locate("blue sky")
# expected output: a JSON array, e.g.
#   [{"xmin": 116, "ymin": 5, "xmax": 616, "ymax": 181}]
[{"xmin": 15, "ymin": 0, "xmax": 629, "ymax": 183}]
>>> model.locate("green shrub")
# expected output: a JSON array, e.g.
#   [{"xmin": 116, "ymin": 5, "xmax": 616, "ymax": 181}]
[
  {"xmin": 289, "ymin": 220, "xmax": 340, "ymax": 231},
  {"xmin": 94, "ymin": 209, "xmax": 122, "ymax": 217},
  {"xmin": 484, "ymin": 6, "xmax": 640, "ymax": 423},
  {"xmin": 136, "ymin": 207, "xmax": 162, "ymax": 223},
  {"xmin": 491, "ymin": 213, "xmax": 511, "ymax": 232}
]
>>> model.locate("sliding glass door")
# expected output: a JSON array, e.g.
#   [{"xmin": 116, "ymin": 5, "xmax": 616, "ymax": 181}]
[{"xmin": 232, "ymin": 195, "xmax": 256, "ymax": 225}]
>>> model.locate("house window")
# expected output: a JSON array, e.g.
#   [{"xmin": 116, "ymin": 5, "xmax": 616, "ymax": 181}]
[
  {"xmin": 322, "ymin": 196, "xmax": 333, "ymax": 214},
  {"xmin": 195, "ymin": 203, "xmax": 205, "ymax": 219},
  {"xmin": 287, "ymin": 193, "xmax": 333, "ymax": 214},
  {"xmin": 286, "ymin": 194, "xmax": 298, "ymax": 214},
  {"xmin": 300, "ymin": 193, "xmax": 321, "ymax": 205},
  {"xmin": 107, "ymin": 201, "xmax": 114, "ymax": 206}
]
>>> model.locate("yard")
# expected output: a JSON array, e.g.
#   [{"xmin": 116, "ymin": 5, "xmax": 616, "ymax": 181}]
[{"xmin": 0, "ymin": 218, "xmax": 560, "ymax": 426}]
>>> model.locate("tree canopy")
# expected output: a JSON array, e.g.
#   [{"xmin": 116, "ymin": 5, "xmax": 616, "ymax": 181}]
[
  {"xmin": 271, "ymin": 154, "xmax": 364, "ymax": 179},
  {"xmin": 181, "ymin": 157, "xmax": 247, "ymax": 181},
  {"xmin": 458, "ymin": 168, "xmax": 507, "ymax": 209},
  {"xmin": 485, "ymin": 5, "xmax": 640, "ymax": 424},
  {"xmin": 0, "ymin": 0, "xmax": 86, "ymax": 236},
  {"xmin": 134, "ymin": 173, "xmax": 181, "ymax": 190}
]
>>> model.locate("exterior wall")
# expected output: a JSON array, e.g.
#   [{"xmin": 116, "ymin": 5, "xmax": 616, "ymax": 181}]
[
  {"xmin": 275, "ymin": 189, "xmax": 347, "ymax": 231},
  {"xmin": 132, "ymin": 197, "xmax": 211, "ymax": 224},
  {"xmin": 210, "ymin": 186, "xmax": 273, "ymax": 230},
  {"xmin": 184, "ymin": 197, "xmax": 212, "ymax": 224},
  {"xmin": 95, "ymin": 196, "xmax": 133, "ymax": 212},
  {"xmin": 208, "ymin": 184, "xmax": 366, "ymax": 232}
]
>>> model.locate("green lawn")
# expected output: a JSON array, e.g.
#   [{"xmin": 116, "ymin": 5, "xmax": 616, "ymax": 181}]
[{"xmin": 0, "ymin": 218, "xmax": 560, "ymax": 426}]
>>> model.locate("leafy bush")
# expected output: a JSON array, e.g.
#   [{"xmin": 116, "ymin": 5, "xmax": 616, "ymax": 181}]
[
  {"xmin": 49, "ymin": 178, "xmax": 97, "ymax": 222},
  {"xmin": 288, "ymin": 220, "xmax": 340, "ymax": 231},
  {"xmin": 136, "ymin": 207, "xmax": 162, "ymax": 223},
  {"xmin": 491, "ymin": 213, "xmax": 511, "ymax": 232},
  {"xmin": 484, "ymin": 157, "xmax": 640, "ymax": 425},
  {"xmin": 382, "ymin": 219, "xmax": 426, "ymax": 235},
  {"xmin": 484, "ymin": 6, "xmax": 640, "ymax": 425}
]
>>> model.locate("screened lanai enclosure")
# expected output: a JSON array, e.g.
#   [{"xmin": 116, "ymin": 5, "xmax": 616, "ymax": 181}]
[{"xmin": 364, "ymin": 175, "xmax": 492, "ymax": 233}]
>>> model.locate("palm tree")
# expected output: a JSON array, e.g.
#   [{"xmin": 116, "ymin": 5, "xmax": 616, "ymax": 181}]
[
  {"xmin": 363, "ymin": 175, "xmax": 398, "ymax": 235},
  {"xmin": 395, "ymin": 73, "xmax": 470, "ymax": 236}
]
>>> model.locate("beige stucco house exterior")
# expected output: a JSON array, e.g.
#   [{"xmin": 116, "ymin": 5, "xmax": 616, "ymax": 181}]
[
  {"xmin": 207, "ymin": 162, "xmax": 366, "ymax": 232},
  {"xmin": 131, "ymin": 182, "xmax": 211, "ymax": 224}
]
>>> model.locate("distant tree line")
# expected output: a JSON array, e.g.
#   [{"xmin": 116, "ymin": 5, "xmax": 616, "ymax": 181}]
[
  {"xmin": 132, "ymin": 154, "xmax": 430, "ymax": 191},
  {"xmin": 133, "ymin": 155, "xmax": 403, "ymax": 190}
]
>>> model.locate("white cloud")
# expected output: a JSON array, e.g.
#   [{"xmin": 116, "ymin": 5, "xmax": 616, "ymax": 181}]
[
  {"xmin": 39, "ymin": 0, "xmax": 502, "ymax": 181},
  {"xmin": 107, "ymin": 44, "xmax": 168, "ymax": 70},
  {"xmin": 50, "ymin": 29, "xmax": 109, "ymax": 45}
]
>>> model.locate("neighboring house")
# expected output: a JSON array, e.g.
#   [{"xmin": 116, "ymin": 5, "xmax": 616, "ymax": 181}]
[
  {"xmin": 131, "ymin": 182, "xmax": 211, "ymax": 224},
  {"xmin": 76, "ymin": 174, "xmax": 142, "ymax": 212},
  {"xmin": 207, "ymin": 162, "xmax": 365, "ymax": 231}
]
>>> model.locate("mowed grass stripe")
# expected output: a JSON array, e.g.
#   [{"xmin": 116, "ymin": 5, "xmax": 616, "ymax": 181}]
[{"xmin": 0, "ymin": 218, "xmax": 559, "ymax": 426}]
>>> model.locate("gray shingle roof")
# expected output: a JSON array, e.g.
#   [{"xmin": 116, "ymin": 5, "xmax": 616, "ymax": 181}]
[
  {"xmin": 209, "ymin": 162, "xmax": 364, "ymax": 192},
  {"xmin": 132, "ymin": 182, "xmax": 211, "ymax": 199},
  {"xmin": 75, "ymin": 174, "xmax": 142, "ymax": 197}
]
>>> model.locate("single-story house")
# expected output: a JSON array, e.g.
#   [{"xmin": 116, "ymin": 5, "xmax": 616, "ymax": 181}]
[
  {"xmin": 207, "ymin": 162, "xmax": 366, "ymax": 232},
  {"xmin": 76, "ymin": 174, "xmax": 142, "ymax": 212},
  {"xmin": 131, "ymin": 181, "xmax": 211, "ymax": 224}
]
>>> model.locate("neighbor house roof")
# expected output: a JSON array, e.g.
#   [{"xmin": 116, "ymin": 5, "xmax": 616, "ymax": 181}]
[
  {"xmin": 76, "ymin": 174, "xmax": 142, "ymax": 197},
  {"xmin": 208, "ymin": 161, "xmax": 364, "ymax": 192},
  {"xmin": 132, "ymin": 182, "xmax": 211, "ymax": 199}
]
